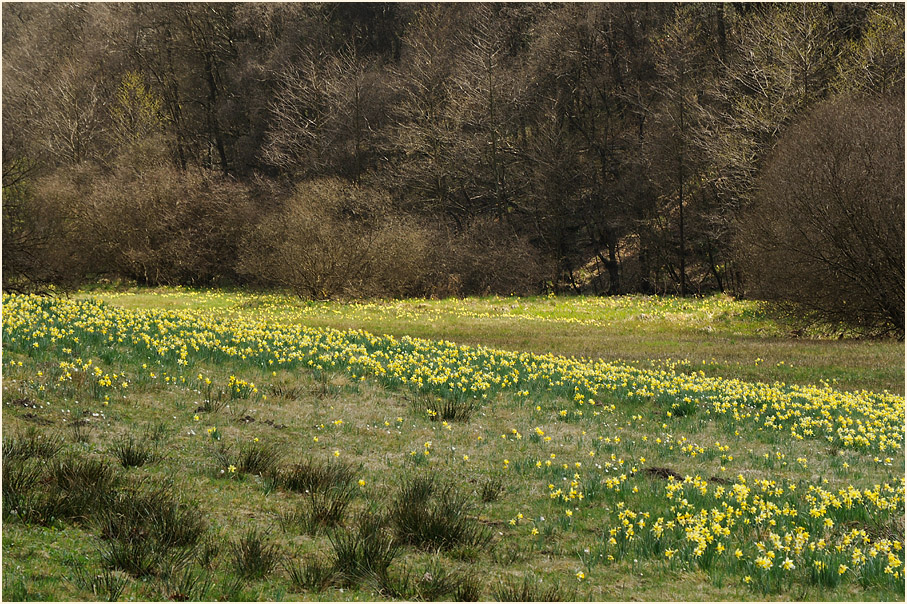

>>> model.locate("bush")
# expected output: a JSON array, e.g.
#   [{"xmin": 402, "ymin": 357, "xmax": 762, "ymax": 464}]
[
  {"xmin": 236, "ymin": 178, "xmax": 407, "ymax": 298},
  {"xmin": 2, "ymin": 158, "xmax": 90, "ymax": 292},
  {"xmin": 738, "ymin": 95, "xmax": 904, "ymax": 336},
  {"xmin": 39, "ymin": 141, "xmax": 256, "ymax": 287},
  {"xmin": 237, "ymin": 177, "xmax": 545, "ymax": 298},
  {"xmin": 430, "ymin": 217, "xmax": 546, "ymax": 297}
]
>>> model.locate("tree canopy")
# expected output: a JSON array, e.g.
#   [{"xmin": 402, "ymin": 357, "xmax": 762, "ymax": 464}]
[{"xmin": 3, "ymin": 3, "xmax": 903, "ymax": 334}]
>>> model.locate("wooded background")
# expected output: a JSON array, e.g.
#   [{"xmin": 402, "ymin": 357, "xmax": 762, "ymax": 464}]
[{"xmin": 3, "ymin": 3, "xmax": 903, "ymax": 334}]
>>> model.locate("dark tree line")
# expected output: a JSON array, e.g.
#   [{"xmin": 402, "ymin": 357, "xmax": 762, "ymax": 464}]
[{"xmin": 3, "ymin": 3, "xmax": 904, "ymax": 334}]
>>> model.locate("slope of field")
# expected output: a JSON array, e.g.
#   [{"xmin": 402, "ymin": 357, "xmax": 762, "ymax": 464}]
[
  {"xmin": 88, "ymin": 288, "xmax": 904, "ymax": 394},
  {"xmin": 2, "ymin": 291, "xmax": 904, "ymax": 601}
]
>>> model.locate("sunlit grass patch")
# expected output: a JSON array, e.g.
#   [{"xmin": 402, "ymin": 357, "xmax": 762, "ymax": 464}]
[{"xmin": 2, "ymin": 290, "xmax": 904, "ymax": 601}]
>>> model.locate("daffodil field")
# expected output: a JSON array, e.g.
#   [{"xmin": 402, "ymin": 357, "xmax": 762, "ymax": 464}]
[{"xmin": 2, "ymin": 290, "xmax": 904, "ymax": 601}]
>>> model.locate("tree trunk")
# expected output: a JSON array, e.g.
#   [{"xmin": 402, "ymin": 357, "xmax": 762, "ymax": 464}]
[{"xmin": 203, "ymin": 52, "xmax": 229, "ymax": 174}]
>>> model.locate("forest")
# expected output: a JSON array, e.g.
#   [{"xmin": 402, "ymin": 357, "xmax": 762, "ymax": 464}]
[{"xmin": 3, "ymin": 2, "xmax": 904, "ymax": 335}]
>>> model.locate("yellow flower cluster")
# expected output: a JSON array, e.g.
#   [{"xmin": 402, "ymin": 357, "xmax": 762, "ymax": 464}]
[
  {"xmin": 5, "ymin": 295, "xmax": 901, "ymax": 459},
  {"xmin": 3, "ymin": 292, "xmax": 904, "ymax": 593},
  {"xmin": 598, "ymin": 471, "xmax": 906, "ymax": 587}
]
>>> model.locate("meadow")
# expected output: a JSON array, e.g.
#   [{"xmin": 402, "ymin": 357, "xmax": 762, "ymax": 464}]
[{"xmin": 2, "ymin": 288, "xmax": 904, "ymax": 601}]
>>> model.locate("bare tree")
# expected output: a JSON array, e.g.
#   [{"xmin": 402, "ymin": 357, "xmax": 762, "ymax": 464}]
[
  {"xmin": 265, "ymin": 44, "xmax": 386, "ymax": 181},
  {"xmin": 833, "ymin": 4, "xmax": 905, "ymax": 96},
  {"xmin": 385, "ymin": 5, "xmax": 464, "ymax": 219}
]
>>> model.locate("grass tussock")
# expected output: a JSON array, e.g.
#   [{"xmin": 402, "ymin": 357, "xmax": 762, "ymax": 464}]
[
  {"xmin": 71, "ymin": 567, "xmax": 129, "ymax": 602},
  {"xmin": 424, "ymin": 396, "xmax": 479, "ymax": 423},
  {"xmin": 281, "ymin": 484, "xmax": 355, "ymax": 534},
  {"xmin": 110, "ymin": 434, "xmax": 157, "ymax": 468},
  {"xmin": 3, "ymin": 453, "xmax": 119, "ymax": 526},
  {"xmin": 211, "ymin": 440, "xmax": 283, "ymax": 477},
  {"xmin": 68, "ymin": 420, "xmax": 92, "ymax": 443},
  {"xmin": 195, "ymin": 534, "xmax": 221, "ymax": 570},
  {"xmin": 50, "ymin": 456, "xmax": 119, "ymax": 522},
  {"xmin": 236, "ymin": 440, "xmax": 283, "ymax": 476},
  {"xmin": 2, "ymin": 457, "xmax": 60, "ymax": 524},
  {"xmin": 284, "ymin": 556, "xmax": 335, "ymax": 593},
  {"xmin": 389, "ymin": 475, "xmax": 492, "ymax": 551},
  {"xmin": 278, "ymin": 457, "xmax": 357, "ymax": 493},
  {"xmin": 228, "ymin": 527, "xmax": 281, "ymax": 579},
  {"xmin": 156, "ymin": 566, "xmax": 213, "ymax": 602},
  {"xmin": 480, "ymin": 476, "xmax": 505, "ymax": 503},
  {"xmin": 493, "ymin": 575, "xmax": 570, "ymax": 601},
  {"xmin": 396, "ymin": 559, "xmax": 482, "ymax": 601},
  {"xmin": 328, "ymin": 512, "xmax": 399, "ymax": 588},
  {"xmin": 3, "ymin": 426, "xmax": 65, "ymax": 460},
  {"xmin": 95, "ymin": 482, "xmax": 207, "ymax": 577}
]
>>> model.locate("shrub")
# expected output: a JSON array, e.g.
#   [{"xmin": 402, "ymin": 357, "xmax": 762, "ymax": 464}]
[
  {"xmin": 430, "ymin": 216, "xmax": 546, "ymax": 297},
  {"xmin": 2, "ymin": 158, "xmax": 90, "ymax": 292},
  {"xmin": 738, "ymin": 95, "xmax": 905, "ymax": 336},
  {"xmin": 236, "ymin": 178, "xmax": 399, "ymax": 299},
  {"xmin": 47, "ymin": 147, "xmax": 256, "ymax": 286},
  {"xmin": 236, "ymin": 178, "xmax": 544, "ymax": 298}
]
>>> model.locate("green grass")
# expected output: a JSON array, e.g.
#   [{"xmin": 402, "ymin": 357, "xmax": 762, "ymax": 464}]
[
  {"xmin": 2, "ymin": 288, "xmax": 904, "ymax": 601},
  {"xmin": 80, "ymin": 287, "xmax": 904, "ymax": 394}
]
